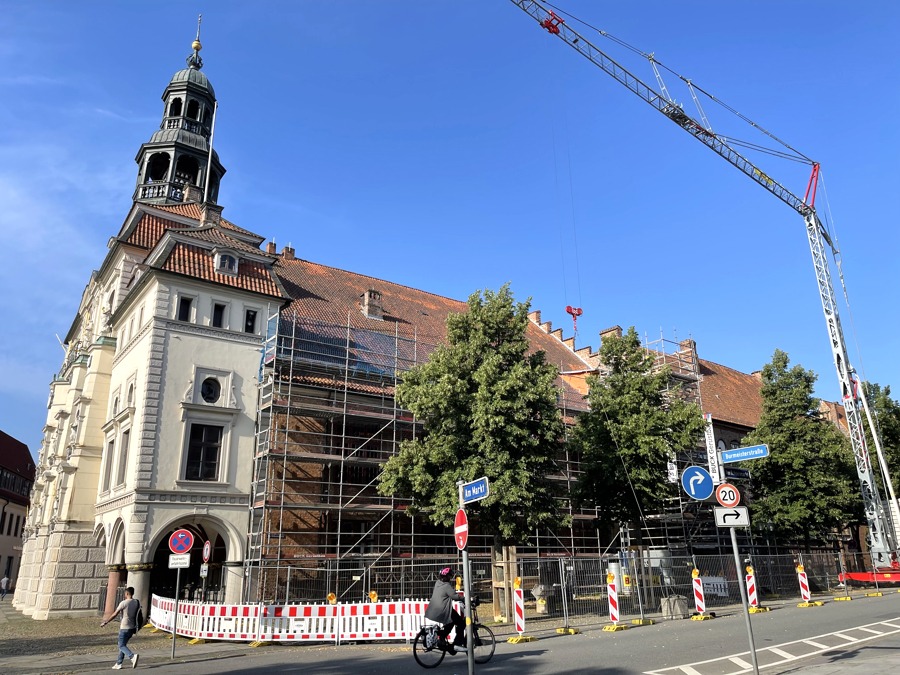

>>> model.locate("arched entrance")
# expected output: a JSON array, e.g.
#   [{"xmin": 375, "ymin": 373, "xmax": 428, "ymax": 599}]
[{"xmin": 149, "ymin": 523, "xmax": 230, "ymax": 602}]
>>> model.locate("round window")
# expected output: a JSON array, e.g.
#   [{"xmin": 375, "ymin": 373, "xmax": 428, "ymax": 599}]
[{"xmin": 200, "ymin": 377, "xmax": 221, "ymax": 403}]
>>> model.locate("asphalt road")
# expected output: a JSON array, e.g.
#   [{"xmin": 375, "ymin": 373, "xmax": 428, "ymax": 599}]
[{"xmin": 6, "ymin": 592, "xmax": 900, "ymax": 674}]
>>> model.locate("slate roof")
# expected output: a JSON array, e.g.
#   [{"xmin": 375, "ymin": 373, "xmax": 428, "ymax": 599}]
[{"xmin": 699, "ymin": 359, "xmax": 763, "ymax": 429}]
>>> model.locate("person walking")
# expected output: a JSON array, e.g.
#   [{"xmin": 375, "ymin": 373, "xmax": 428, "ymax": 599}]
[
  {"xmin": 0, "ymin": 575, "xmax": 9, "ymax": 600},
  {"xmin": 100, "ymin": 586, "xmax": 140, "ymax": 669}
]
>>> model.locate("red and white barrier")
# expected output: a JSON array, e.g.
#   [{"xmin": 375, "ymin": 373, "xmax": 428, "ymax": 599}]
[
  {"xmin": 692, "ymin": 576, "xmax": 705, "ymax": 614},
  {"xmin": 514, "ymin": 588, "xmax": 525, "ymax": 634},
  {"xmin": 745, "ymin": 570, "xmax": 759, "ymax": 607},
  {"xmin": 797, "ymin": 566, "xmax": 811, "ymax": 602},
  {"xmin": 608, "ymin": 578, "xmax": 620, "ymax": 624}
]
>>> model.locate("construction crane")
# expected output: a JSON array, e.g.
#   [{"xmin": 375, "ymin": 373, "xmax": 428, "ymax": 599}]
[{"xmin": 509, "ymin": 0, "xmax": 900, "ymax": 566}]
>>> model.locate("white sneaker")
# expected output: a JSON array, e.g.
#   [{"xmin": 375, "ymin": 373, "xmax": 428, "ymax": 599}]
[
  {"xmin": 131, "ymin": 654, "xmax": 139, "ymax": 668},
  {"xmin": 112, "ymin": 665, "xmax": 123, "ymax": 670}
]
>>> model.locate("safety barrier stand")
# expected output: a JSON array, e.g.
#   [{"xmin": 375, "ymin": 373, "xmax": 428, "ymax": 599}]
[
  {"xmin": 507, "ymin": 577, "xmax": 537, "ymax": 643},
  {"xmin": 690, "ymin": 569, "xmax": 713, "ymax": 621},
  {"xmin": 745, "ymin": 566, "xmax": 770, "ymax": 613},
  {"xmin": 602, "ymin": 572, "xmax": 628, "ymax": 631},
  {"xmin": 796, "ymin": 564, "xmax": 823, "ymax": 607}
]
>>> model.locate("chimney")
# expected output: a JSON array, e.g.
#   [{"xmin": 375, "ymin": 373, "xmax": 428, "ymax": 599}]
[
  {"xmin": 360, "ymin": 289, "xmax": 384, "ymax": 320},
  {"xmin": 266, "ymin": 241, "xmax": 277, "ymax": 255},
  {"xmin": 182, "ymin": 184, "xmax": 203, "ymax": 204},
  {"xmin": 679, "ymin": 338, "xmax": 697, "ymax": 360},
  {"xmin": 282, "ymin": 245, "xmax": 295, "ymax": 261},
  {"xmin": 600, "ymin": 325, "xmax": 623, "ymax": 343},
  {"xmin": 200, "ymin": 202, "xmax": 224, "ymax": 227}
]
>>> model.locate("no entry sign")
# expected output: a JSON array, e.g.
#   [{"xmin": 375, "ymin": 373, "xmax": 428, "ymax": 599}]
[{"xmin": 454, "ymin": 509, "xmax": 469, "ymax": 550}]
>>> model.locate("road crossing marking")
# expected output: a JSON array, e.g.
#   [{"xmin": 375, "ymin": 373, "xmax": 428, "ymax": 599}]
[{"xmin": 644, "ymin": 617, "xmax": 900, "ymax": 675}]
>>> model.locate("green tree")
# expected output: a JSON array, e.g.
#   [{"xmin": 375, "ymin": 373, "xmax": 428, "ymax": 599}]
[
  {"xmin": 863, "ymin": 382, "xmax": 900, "ymax": 496},
  {"xmin": 572, "ymin": 327, "xmax": 705, "ymax": 528},
  {"xmin": 378, "ymin": 285, "xmax": 568, "ymax": 548},
  {"xmin": 743, "ymin": 350, "xmax": 857, "ymax": 550}
]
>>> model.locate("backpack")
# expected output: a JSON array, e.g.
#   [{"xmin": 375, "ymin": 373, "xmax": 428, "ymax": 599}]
[{"xmin": 135, "ymin": 601, "xmax": 145, "ymax": 631}]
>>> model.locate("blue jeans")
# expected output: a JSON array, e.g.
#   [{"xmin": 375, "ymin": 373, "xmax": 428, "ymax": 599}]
[{"xmin": 117, "ymin": 628, "xmax": 136, "ymax": 664}]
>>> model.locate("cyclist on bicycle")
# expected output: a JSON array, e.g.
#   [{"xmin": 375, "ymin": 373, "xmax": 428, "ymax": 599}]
[{"xmin": 424, "ymin": 567, "xmax": 466, "ymax": 654}]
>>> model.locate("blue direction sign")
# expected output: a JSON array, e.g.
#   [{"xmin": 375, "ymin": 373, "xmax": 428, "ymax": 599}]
[
  {"xmin": 681, "ymin": 466, "xmax": 714, "ymax": 501},
  {"xmin": 720, "ymin": 444, "xmax": 769, "ymax": 464},
  {"xmin": 462, "ymin": 476, "xmax": 490, "ymax": 504}
]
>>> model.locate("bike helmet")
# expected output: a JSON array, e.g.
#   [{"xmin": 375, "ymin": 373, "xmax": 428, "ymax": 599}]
[{"xmin": 438, "ymin": 567, "xmax": 454, "ymax": 581}]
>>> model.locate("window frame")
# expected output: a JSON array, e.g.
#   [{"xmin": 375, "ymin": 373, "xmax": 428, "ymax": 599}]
[{"xmin": 176, "ymin": 294, "xmax": 196, "ymax": 323}]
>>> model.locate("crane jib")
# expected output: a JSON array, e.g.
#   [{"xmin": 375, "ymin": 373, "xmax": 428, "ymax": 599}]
[{"xmin": 511, "ymin": 0, "xmax": 899, "ymax": 561}]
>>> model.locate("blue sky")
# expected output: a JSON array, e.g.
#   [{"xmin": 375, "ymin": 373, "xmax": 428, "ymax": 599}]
[{"xmin": 2, "ymin": 1, "xmax": 898, "ymax": 456}]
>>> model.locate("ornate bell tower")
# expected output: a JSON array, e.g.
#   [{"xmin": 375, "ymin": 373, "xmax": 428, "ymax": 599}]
[{"xmin": 133, "ymin": 18, "xmax": 226, "ymax": 205}]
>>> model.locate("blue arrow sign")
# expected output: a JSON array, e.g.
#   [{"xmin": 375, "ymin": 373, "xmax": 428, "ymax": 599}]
[
  {"xmin": 720, "ymin": 444, "xmax": 769, "ymax": 464},
  {"xmin": 681, "ymin": 466, "xmax": 714, "ymax": 501},
  {"xmin": 462, "ymin": 476, "xmax": 490, "ymax": 504}
]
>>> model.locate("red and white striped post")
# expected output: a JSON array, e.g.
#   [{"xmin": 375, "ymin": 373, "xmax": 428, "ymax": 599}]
[
  {"xmin": 745, "ymin": 566, "xmax": 759, "ymax": 608},
  {"xmin": 692, "ymin": 569, "xmax": 706, "ymax": 615},
  {"xmin": 797, "ymin": 564, "xmax": 811, "ymax": 602},
  {"xmin": 514, "ymin": 586, "xmax": 525, "ymax": 635},
  {"xmin": 607, "ymin": 572, "xmax": 619, "ymax": 624}
]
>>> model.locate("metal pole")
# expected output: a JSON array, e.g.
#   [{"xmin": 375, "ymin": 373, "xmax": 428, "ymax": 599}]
[
  {"xmin": 171, "ymin": 567, "xmax": 181, "ymax": 659},
  {"xmin": 730, "ymin": 528, "xmax": 759, "ymax": 675},
  {"xmin": 456, "ymin": 481, "xmax": 475, "ymax": 675},
  {"xmin": 633, "ymin": 549, "xmax": 646, "ymax": 621}
]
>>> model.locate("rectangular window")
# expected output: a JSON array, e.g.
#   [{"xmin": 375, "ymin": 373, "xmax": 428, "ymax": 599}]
[
  {"xmin": 101, "ymin": 440, "xmax": 114, "ymax": 492},
  {"xmin": 115, "ymin": 430, "xmax": 130, "ymax": 486},
  {"xmin": 244, "ymin": 309, "xmax": 258, "ymax": 334},
  {"xmin": 177, "ymin": 297, "xmax": 193, "ymax": 322},
  {"xmin": 212, "ymin": 303, "xmax": 226, "ymax": 328},
  {"xmin": 14, "ymin": 515, "xmax": 20, "ymax": 537},
  {"xmin": 185, "ymin": 424, "xmax": 222, "ymax": 481},
  {"xmin": 0, "ymin": 512, "xmax": 5, "ymax": 535}
]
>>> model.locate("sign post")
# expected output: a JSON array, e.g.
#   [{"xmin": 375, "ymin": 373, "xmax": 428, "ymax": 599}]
[
  {"xmin": 168, "ymin": 529, "xmax": 194, "ymax": 659},
  {"xmin": 201, "ymin": 540, "xmax": 211, "ymax": 601},
  {"xmin": 457, "ymin": 477, "xmax": 489, "ymax": 675}
]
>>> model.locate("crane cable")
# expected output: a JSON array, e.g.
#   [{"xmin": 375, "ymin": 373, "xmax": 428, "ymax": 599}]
[{"xmin": 543, "ymin": 1, "xmax": 815, "ymax": 165}]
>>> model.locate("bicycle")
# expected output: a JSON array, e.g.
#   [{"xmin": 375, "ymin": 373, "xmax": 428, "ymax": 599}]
[{"xmin": 413, "ymin": 595, "xmax": 497, "ymax": 668}]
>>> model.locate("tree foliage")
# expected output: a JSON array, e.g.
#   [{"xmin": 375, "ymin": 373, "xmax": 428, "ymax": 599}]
[
  {"xmin": 377, "ymin": 285, "xmax": 568, "ymax": 544},
  {"xmin": 572, "ymin": 327, "xmax": 705, "ymax": 526},
  {"xmin": 742, "ymin": 349, "xmax": 858, "ymax": 547},
  {"xmin": 862, "ymin": 382, "xmax": 900, "ymax": 496}
]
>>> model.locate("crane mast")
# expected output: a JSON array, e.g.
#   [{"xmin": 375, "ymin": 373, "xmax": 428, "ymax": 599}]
[{"xmin": 509, "ymin": 0, "xmax": 898, "ymax": 563}]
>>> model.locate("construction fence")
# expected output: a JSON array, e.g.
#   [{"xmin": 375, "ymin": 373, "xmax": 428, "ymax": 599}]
[{"xmin": 254, "ymin": 551, "xmax": 896, "ymax": 627}]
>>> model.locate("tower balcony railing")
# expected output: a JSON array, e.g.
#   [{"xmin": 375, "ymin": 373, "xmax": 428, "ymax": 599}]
[
  {"xmin": 137, "ymin": 182, "xmax": 183, "ymax": 202},
  {"xmin": 163, "ymin": 116, "xmax": 210, "ymax": 138}
]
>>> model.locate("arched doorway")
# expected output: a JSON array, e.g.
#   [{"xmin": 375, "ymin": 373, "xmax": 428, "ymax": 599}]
[{"xmin": 149, "ymin": 523, "xmax": 229, "ymax": 602}]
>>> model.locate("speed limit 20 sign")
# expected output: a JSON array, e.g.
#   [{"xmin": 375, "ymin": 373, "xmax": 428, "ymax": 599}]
[{"xmin": 715, "ymin": 483, "xmax": 741, "ymax": 508}]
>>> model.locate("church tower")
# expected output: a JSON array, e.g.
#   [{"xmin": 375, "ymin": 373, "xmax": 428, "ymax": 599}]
[{"xmin": 133, "ymin": 20, "xmax": 225, "ymax": 205}]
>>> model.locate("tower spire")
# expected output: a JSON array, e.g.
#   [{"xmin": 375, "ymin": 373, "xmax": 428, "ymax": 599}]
[{"xmin": 187, "ymin": 14, "xmax": 203, "ymax": 70}]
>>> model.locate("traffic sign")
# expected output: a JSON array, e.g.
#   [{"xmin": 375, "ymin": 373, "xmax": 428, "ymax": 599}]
[
  {"xmin": 454, "ymin": 508, "xmax": 469, "ymax": 550},
  {"xmin": 169, "ymin": 529, "xmax": 194, "ymax": 554},
  {"xmin": 200, "ymin": 563, "xmax": 209, "ymax": 578},
  {"xmin": 724, "ymin": 467, "xmax": 751, "ymax": 481},
  {"xmin": 461, "ymin": 476, "xmax": 490, "ymax": 505},
  {"xmin": 202, "ymin": 540, "xmax": 211, "ymax": 563},
  {"xmin": 168, "ymin": 553, "xmax": 191, "ymax": 569},
  {"xmin": 720, "ymin": 444, "xmax": 769, "ymax": 464},
  {"xmin": 714, "ymin": 506, "xmax": 750, "ymax": 527},
  {"xmin": 681, "ymin": 466, "xmax": 714, "ymax": 501},
  {"xmin": 715, "ymin": 483, "xmax": 741, "ymax": 508}
]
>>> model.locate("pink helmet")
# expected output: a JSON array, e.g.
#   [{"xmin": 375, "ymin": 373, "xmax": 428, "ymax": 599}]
[{"xmin": 439, "ymin": 567, "xmax": 453, "ymax": 580}]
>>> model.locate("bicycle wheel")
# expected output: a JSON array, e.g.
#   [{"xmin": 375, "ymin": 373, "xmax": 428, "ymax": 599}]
[
  {"xmin": 472, "ymin": 623, "xmax": 496, "ymax": 663},
  {"xmin": 413, "ymin": 628, "xmax": 446, "ymax": 668}
]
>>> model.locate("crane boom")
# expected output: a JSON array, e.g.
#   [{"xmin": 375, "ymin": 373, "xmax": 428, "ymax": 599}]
[{"xmin": 509, "ymin": 0, "xmax": 899, "ymax": 563}]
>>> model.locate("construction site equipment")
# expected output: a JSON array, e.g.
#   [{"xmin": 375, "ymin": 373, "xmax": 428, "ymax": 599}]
[{"xmin": 510, "ymin": 0, "xmax": 899, "ymax": 565}]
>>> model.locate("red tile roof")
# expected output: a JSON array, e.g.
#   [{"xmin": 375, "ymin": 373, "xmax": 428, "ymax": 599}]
[
  {"xmin": 699, "ymin": 359, "xmax": 762, "ymax": 429},
  {"xmin": 153, "ymin": 203, "xmax": 261, "ymax": 238},
  {"xmin": 161, "ymin": 243, "xmax": 283, "ymax": 297},
  {"xmin": 124, "ymin": 213, "xmax": 191, "ymax": 249}
]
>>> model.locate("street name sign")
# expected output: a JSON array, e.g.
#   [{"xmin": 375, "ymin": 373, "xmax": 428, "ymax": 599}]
[
  {"xmin": 681, "ymin": 466, "xmax": 714, "ymax": 501},
  {"xmin": 461, "ymin": 476, "xmax": 490, "ymax": 504},
  {"xmin": 720, "ymin": 444, "xmax": 769, "ymax": 464},
  {"xmin": 714, "ymin": 506, "xmax": 750, "ymax": 527},
  {"xmin": 454, "ymin": 508, "xmax": 469, "ymax": 550},
  {"xmin": 169, "ymin": 553, "xmax": 191, "ymax": 569},
  {"xmin": 724, "ymin": 467, "xmax": 751, "ymax": 481}
]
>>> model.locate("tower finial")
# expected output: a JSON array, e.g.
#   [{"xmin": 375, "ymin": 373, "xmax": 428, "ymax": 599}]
[{"xmin": 187, "ymin": 14, "xmax": 203, "ymax": 70}]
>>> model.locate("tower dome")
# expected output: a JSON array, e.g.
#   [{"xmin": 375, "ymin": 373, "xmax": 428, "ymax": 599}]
[{"xmin": 133, "ymin": 17, "xmax": 225, "ymax": 206}]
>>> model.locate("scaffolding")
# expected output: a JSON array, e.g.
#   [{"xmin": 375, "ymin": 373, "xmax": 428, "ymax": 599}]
[{"xmin": 243, "ymin": 313, "xmax": 713, "ymax": 603}]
